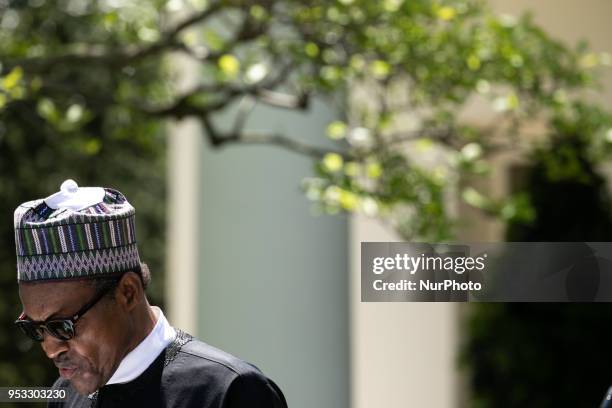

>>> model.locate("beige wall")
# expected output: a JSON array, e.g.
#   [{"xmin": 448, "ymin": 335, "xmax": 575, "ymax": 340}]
[
  {"xmin": 490, "ymin": 0, "xmax": 612, "ymax": 108},
  {"xmin": 350, "ymin": 2, "xmax": 612, "ymax": 408}
]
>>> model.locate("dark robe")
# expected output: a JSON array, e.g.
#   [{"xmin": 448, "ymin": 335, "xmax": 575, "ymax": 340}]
[{"xmin": 48, "ymin": 330, "xmax": 288, "ymax": 408}]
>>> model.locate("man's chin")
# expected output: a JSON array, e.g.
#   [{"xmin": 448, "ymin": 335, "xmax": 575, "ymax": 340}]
[{"xmin": 69, "ymin": 373, "xmax": 101, "ymax": 396}]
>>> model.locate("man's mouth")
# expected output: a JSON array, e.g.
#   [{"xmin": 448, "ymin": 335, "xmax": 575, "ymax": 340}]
[{"xmin": 58, "ymin": 366, "xmax": 78, "ymax": 380}]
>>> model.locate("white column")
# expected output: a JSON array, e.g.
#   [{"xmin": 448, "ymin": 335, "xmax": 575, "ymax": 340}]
[
  {"xmin": 350, "ymin": 215, "xmax": 460, "ymax": 408},
  {"xmin": 165, "ymin": 52, "xmax": 201, "ymax": 334}
]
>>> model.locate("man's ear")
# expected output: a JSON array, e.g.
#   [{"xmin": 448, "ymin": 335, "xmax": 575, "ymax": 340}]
[{"xmin": 115, "ymin": 272, "xmax": 144, "ymax": 312}]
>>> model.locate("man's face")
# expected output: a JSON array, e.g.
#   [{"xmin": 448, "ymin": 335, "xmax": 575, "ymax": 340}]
[{"xmin": 18, "ymin": 280, "xmax": 130, "ymax": 395}]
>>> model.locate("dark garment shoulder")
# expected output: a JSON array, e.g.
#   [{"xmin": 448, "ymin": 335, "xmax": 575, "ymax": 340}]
[{"xmin": 48, "ymin": 330, "xmax": 287, "ymax": 408}]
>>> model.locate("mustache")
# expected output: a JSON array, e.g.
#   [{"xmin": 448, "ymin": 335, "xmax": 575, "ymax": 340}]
[{"xmin": 53, "ymin": 355, "xmax": 78, "ymax": 369}]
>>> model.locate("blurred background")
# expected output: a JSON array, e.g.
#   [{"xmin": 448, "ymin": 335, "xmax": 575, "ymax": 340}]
[{"xmin": 2, "ymin": 0, "xmax": 612, "ymax": 407}]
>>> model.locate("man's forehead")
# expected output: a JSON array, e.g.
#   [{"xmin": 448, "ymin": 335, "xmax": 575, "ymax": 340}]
[{"xmin": 18, "ymin": 280, "xmax": 93, "ymax": 320}]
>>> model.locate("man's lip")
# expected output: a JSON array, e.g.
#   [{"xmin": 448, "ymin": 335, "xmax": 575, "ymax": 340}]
[{"xmin": 58, "ymin": 367, "xmax": 77, "ymax": 379}]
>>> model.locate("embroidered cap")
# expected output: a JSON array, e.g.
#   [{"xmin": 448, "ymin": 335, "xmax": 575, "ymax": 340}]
[{"xmin": 14, "ymin": 179, "xmax": 141, "ymax": 282}]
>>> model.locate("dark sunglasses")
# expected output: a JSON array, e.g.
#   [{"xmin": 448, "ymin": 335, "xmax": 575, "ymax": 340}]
[{"xmin": 15, "ymin": 282, "xmax": 116, "ymax": 342}]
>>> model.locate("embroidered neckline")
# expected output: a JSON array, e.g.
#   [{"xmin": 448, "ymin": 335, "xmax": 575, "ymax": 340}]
[
  {"xmin": 88, "ymin": 390, "xmax": 98, "ymax": 408},
  {"xmin": 164, "ymin": 329, "xmax": 193, "ymax": 367},
  {"xmin": 86, "ymin": 328, "xmax": 192, "ymax": 407}
]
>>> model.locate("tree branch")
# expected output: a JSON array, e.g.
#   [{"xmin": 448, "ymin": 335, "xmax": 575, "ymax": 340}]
[
  {"xmin": 232, "ymin": 96, "xmax": 257, "ymax": 135},
  {"xmin": 200, "ymin": 112, "xmax": 346, "ymax": 159},
  {"xmin": 139, "ymin": 59, "xmax": 303, "ymax": 117},
  {"xmin": 218, "ymin": 131, "xmax": 345, "ymax": 159}
]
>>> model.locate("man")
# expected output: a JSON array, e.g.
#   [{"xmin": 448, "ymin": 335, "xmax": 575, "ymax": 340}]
[{"xmin": 14, "ymin": 180, "xmax": 288, "ymax": 407}]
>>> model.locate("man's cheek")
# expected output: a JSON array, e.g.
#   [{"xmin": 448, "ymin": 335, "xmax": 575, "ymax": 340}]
[
  {"xmin": 69, "ymin": 346, "xmax": 99, "ymax": 378},
  {"xmin": 70, "ymin": 358, "xmax": 106, "ymax": 393},
  {"xmin": 81, "ymin": 343, "xmax": 115, "ymax": 380}
]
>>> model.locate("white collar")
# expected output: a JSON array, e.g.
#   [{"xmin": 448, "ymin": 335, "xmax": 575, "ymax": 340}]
[{"xmin": 105, "ymin": 306, "xmax": 177, "ymax": 385}]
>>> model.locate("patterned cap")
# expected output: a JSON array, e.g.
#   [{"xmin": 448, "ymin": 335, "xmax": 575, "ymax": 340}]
[{"xmin": 14, "ymin": 179, "xmax": 141, "ymax": 282}]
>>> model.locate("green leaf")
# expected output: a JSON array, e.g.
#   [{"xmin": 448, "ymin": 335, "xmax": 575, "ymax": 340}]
[
  {"xmin": 218, "ymin": 54, "xmax": 240, "ymax": 78},
  {"xmin": 203, "ymin": 29, "xmax": 224, "ymax": 52},
  {"xmin": 344, "ymin": 162, "xmax": 361, "ymax": 177},
  {"xmin": 1, "ymin": 67, "xmax": 23, "ymax": 91},
  {"xmin": 339, "ymin": 189, "xmax": 358, "ymax": 210},
  {"xmin": 326, "ymin": 121, "xmax": 347, "ymax": 140},
  {"xmin": 436, "ymin": 6, "xmax": 457, "ymax": 21},
  {"xmin": 322, "ymin": 153, "xmax": 344, "ymax": 172},
  {"xmin": 370, "ymin": 60, "xmax": 390, "ymax": 80},
  {"xmin": 66, "ymin": 104, "xmax": 84, "ymax": 123},
  {"xmin": 305, "ymin": 42, "xmax": 320, "ymax": 58},
  {"xmin": 462, "ymin": 187, "xmax": 492, "ymax": 210},
  {"xmin": 366, "ymin": 161, "xmax": 382, "ymax": 179},
  {"xmin": 37, "ymin": 98, "xmax": 58, "ymax": 122}
]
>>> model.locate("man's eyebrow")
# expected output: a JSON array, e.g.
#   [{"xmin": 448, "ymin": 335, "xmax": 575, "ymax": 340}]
[
  {"xmin": 45, "ymin": 309, "xmax": 73, "ymax": 320},
  {"xmin": 25, "ymin": 309, "xmax": 66, "ymax": 322}
]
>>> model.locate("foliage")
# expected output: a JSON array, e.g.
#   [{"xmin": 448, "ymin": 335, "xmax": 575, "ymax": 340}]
[{"xmin": 2, "ymin": 0, "xmax": 612, "ymax": 241}]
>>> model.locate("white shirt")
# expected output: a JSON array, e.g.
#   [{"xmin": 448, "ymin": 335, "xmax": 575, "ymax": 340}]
[{"xmin": 105, "ymin": 306, "xmax": 177, "ymax": 385}]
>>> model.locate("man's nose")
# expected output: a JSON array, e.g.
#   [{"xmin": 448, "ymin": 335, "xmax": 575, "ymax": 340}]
[{"xmin": 40, "ymin": 332, "xmax": 69, "ymax": 359}]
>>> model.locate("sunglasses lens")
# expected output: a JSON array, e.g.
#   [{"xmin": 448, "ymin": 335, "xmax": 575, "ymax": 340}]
[
  {"xmin": 16, "ymin": 321, "xmax": 44, "ymax": 342},
  {"xmin": 47, "ymin": 321, "xmax": 74, "ymax": 341}
]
